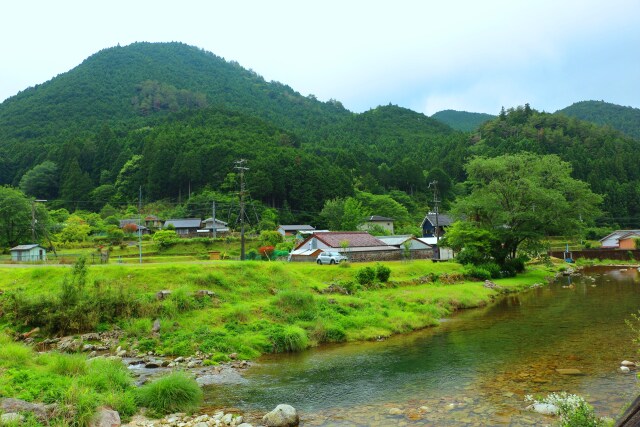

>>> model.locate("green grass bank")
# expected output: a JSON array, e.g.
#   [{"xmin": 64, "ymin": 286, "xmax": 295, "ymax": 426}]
[{"xmin": 0, "ymin": 260, "xmax": 558, "ymax": 361}]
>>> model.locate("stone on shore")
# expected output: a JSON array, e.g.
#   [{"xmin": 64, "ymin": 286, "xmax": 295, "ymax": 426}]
[
  {"xmin": 262, "ymin": 404, "xmax": 299, "ymax": 426},
  {"xmin": 621, "ymin": 360, "xmax": 636, "ymax": 367},
  {"xmin": 90, "ymin": 407, "xmax": 121, "ymax": 427},
  {"xmin": 529, "ymin": 403, "xmax": 559, "ymax": 415},
  {"xmin": 1, "ymin": 413, "xmax": 25, "ymax": 424}
]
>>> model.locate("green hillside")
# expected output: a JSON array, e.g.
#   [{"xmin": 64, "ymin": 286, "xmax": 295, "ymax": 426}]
[
  {"xmin": 556, "ymin": 100, "xmax": 640, "ymax": 140},
  {"xmin": 475, "ymin": 105, "xmax": 640, "ymax": 226},
  {"xmin": 431, "ymin": 109, "xmax": 496, "ymax": 131},
  {"xmin": 2, "ymin": 42, "xmax": 640, "ymax": 229}
]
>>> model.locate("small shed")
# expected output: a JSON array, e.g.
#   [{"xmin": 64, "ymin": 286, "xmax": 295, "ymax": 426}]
[{"xmin": 10, "ymin": 244, "xmax": 47, "ymax": 262}]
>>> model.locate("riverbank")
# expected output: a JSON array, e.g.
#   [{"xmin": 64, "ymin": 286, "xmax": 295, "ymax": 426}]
[
  {"xmin": 0, "ymin": 259, "xmax": 564, "ymax": 426},
  {"xmin": 0, "ymin": 260, "xmax": 558, "ymax": 360}
]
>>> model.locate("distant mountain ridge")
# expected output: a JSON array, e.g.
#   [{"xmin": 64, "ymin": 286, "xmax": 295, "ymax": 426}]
[
  {"xmin": 556, "ymin": 101, "xmax": 640, "ymax": 139},
  {"xmin": 431, "ymin": 110, "xmax": 496, "ymax": 131},
  {"xmin": 1, "ymin": 41, "xmax": 640, "ymax": 227}
]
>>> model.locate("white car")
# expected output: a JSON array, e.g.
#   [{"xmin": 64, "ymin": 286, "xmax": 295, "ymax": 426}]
[{"xmin": 316, "ymin": 251, "xmax": 348, "ymax": 265}]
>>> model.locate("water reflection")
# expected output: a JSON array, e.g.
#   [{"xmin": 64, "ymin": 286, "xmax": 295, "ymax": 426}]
[{"xmin": 205, "ymin": 267, "xmax": 640, "ymax": 425}]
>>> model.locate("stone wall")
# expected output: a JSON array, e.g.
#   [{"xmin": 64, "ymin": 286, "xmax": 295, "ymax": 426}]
[
  {"xmin": 549, "ymin": 249, "xmax": 640, "ymax": 261},
  {"xmin": 291, "ymin": 249, "xmax": 434, "ymax": 262}
]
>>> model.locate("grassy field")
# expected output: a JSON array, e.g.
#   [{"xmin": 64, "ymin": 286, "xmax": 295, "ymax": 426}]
[{"xmin": 0, "ymin": 259, "xmax": 559, "ymax": 361}]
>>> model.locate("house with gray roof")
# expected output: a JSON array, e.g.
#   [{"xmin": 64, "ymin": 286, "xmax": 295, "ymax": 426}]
[
  {"xmin": 421, "ymin": 212, "xmax": 454, "ymax": 238},
  {"xmin": 360, "ymin": 215, "xmax": 395, "ymax": 234},
  {"xmin": 599, "ymin": 230, "xmax": 640, "ymax": 249},
  {"xmin": 277, "ymin": 224, "xmax": 316, "ymax": 237},
  {"xmin": 163, "ymin": 218, "xmax": 203, "ymax": 237}
]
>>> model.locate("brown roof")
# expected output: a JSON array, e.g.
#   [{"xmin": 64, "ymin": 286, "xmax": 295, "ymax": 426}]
[{"xmin": 314, "ymin": 232, "xmax": 386, "ymax": 248}]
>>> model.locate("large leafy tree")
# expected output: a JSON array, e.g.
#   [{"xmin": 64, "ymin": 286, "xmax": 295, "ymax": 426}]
[
  {"xmin": 451, "ymin": 153, "xmax": 602, "ymax": 264},
  {"xmin": 19, "ymin": 161, "xmax": 59, "ymax": 199},
  {"xmin": 0, "ymin": 186, "xmax": 48, "ymax": 247}
]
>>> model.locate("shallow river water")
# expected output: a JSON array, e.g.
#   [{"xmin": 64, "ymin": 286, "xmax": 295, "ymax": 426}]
[{"xmin": 205, "ymin": 266, "xmax": 640, "ymax": 426}]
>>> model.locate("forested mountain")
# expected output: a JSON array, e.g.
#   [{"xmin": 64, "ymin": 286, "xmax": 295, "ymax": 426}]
[
  {"xmin": 1, "ymin": 42, "xmax": 639, "ymax": 229},
  {"xmin": 474, "ymin": 105, "xmax": 640, "ymax": 227},
  {"xmin": 431, "ymin": 110, "xmax": 496, "ymax": 131},
  {"xmin": 0, "ymin": 42, "xmax": 349, "ymax": 184},
  {"xmin": 556, "ymin": 101, "xmax": 640, "ymax": 140}
]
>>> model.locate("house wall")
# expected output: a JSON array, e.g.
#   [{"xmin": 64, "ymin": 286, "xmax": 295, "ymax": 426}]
[
  {"xmin": 362, "ymin": 221, "xmax": 394, "ymax": 234},
  {"xmin": 11, "ymin": 248, "xmax": 46, "ymax": 262},
  {"xmin": 619, "ymin": 239, "xmax": 638, "ymax": 250}
]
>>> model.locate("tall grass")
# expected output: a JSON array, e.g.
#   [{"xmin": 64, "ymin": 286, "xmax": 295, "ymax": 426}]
[
  {"xmin": 135, "ymin": 372, "xmax": 202, "ymax": 416},
  {"xmin": 0, "ymin": 332, "xmax": 139, "ymax": 426}
]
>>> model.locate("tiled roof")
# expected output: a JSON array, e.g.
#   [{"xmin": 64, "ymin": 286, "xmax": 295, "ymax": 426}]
[
  {"xmin": 376, "ymin": 235, "xmax": 412, "ymax": 246},
  {"xmin": 314, "ymin": 232, "xmax": 386, "ymax": 248},
  {"xmin": 164, "ymin": 219, "xmax": 202, "ymax": 229},
  {"xmin": 421, "ymin": 213, "xmax": 454, "ymax": 227},
  {"xmin": 279, "ymin": 225, "xmax": 315, "ymax": 231},
  {"xmin": 367, "ymin": 215, "xmax": 394, "ymax": 221}
]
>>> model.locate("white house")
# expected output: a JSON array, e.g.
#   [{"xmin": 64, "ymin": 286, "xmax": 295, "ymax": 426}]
[{"xmin": 10, "ymin": 244, "xmax": 47, "ymax": 262}]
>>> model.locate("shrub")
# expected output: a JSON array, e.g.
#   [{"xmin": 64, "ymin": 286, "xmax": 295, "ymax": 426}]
[
  {"xmin": 136, "ymin": 372, "xmax": 202, "ymax": 416},
  {"xmin": 525, "ymin": 392, "xmax": 605, "ymax": 427},
  {"xmin": 153, "ymin": 230, "xmax": 178, "ymax": 250},
  {"xmin": 273, "ymin": 290, "xmax": 316, "ymax": 321},
  {"xmin": 311, "ymin": 320, "xmax": 347, "ymax": 343},
  {"xmin": 267, "ymin": 325, "xmax": 309, "ymax": 352},
  {"xmin": 478, "ymin": 262, "xmax": 501, "ymax": 278},
  {"xmin": 355, "ymin": 267, "xmax": 376, "ymax": 286},
  {"xmin": 464, "ymin": 266, "xmax": 491, "ymax": 281},
  {"xmin": 375, "ymin": 264, "xmax": 391, "ymax": 282}
]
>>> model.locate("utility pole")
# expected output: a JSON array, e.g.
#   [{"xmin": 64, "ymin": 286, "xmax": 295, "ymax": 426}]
[
  {"xmin": 235, "ymin": 159, "xmax": 249, "ymax": 260},
  {"xmin": 31, "ymin": 199, "xmax": 47, "ymax": 242},
  {"xmin": 138, "ymin": 186, "xmax": 143, "ymax": 264},
  {"xmin": 212, "ymin": 201, "xmax": 217, "ymax": 238},
  {"xmin": 428, "ymin": 181, "xmax": 440, "ymax": 260}
]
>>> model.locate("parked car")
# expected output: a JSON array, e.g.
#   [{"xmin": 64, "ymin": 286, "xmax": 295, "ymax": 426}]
[{"xmin": 316, "ymin": 251, "xmax": 348, "ymax": 265}]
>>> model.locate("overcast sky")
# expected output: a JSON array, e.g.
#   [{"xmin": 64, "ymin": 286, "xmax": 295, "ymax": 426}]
[{"xmin": 1, "ymin": 0, "xmax": 639, "ymax": 115}]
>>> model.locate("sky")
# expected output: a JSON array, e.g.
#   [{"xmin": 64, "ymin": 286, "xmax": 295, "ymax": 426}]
[{"xmin": 1, "ymin": 0, "xmax": 639, "ymax": 116}]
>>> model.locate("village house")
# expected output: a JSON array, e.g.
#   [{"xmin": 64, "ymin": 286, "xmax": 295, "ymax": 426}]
[
  {"xmin": 163, "ymin": 218, "xmax": 203, "ymax": 237},
  {"xmin": 376, "ymin": 235, "xmax": 433, "ymax": 259},
  {"xmin": 119, "ymin": 219, "xmax": 150, "ymax": 235},
  {"xmin": 289, "ymin": 231, "xmax": 401, "ymax": 262},
  {"xmin": 421, "ymin": 212, "xmax": 454, "ymax": 238},
  {"xmin": 599, "ymin": 230, "xmax": 640, "ymax": 249},
  {"xmin": 198, "ymin": 217, "xmax": 230, "ymax": 236},
  {"xmin": 144, "ymin": 215, "xmax": 163, "ymax": 229},
  {"xmin": 359, "ymin": 215, "xmax": 395, "ymax": 234},
  {"xmin": 277, "ymin": 224, "xmax": 316, "ymax": 237},
  {"xmin": 10, "ymin": 244, "xmax": 47, "ymax": 262}
]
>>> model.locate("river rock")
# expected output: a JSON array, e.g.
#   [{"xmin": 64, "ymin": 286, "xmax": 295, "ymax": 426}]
[
  {"xmin": 1, "ymin": 413, "xmax": 25, "ymax": 424},
  {"xmin": 620, "ymin": 366, "xmax": 631, "ymax": 373},
  {"xmin": 621, "ymin": 360, "xmax": 636, "ymax": 367},
  {"xmin": 221, "ymin": 413, "xmax": 233, "ymax": 424},
  {"xmin": 0, "ymin": 398, "xmax": 54, "ymax": 422},
  {"xmin": 529, "ymin": 403, "xmax": 559, "ymax": 415},
  {"xmin": 262, "ymin": 404, "xmax": 299, "ymax": 426},
  {"xmin": 237, "ymin": 424, "xmax": 253, "ymax": 427},
  {"xmin": 89, "ymin": 407, "xmax": 121, "ymax": 427},
  {"xmin": 388, "ymin": 408, "xmax": 403, "ymax": 415}
]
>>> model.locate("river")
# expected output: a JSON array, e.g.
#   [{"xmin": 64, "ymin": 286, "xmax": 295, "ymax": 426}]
[{"xmin": 205, "ymin": 266, "xmax": 640, "ymax": 426}]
